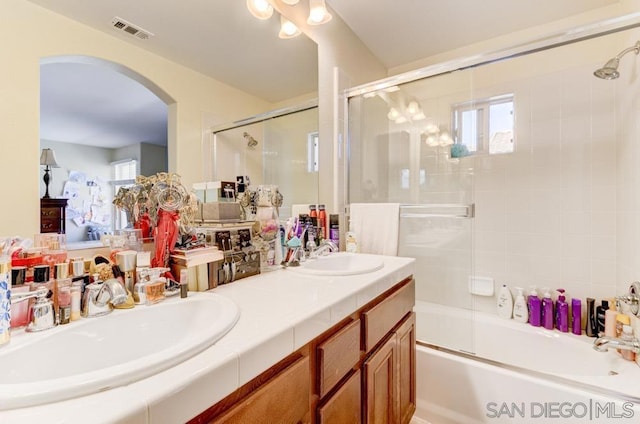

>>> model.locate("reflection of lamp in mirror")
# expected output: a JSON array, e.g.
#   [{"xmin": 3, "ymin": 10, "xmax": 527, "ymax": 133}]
[
  {"xmin": 40, "ymin": 148, "xmax": 60, "ymax": 199},
  {"xmin": 246, "ymin": 0, "xmax": 273, "ymax": 20},
  {"xmin": 308, "ymin": 0, "xmax": 332, "ymax": 25},
  {"xmin": 279, "ymin": 15, "xmax": 301, "ymax": 39}
]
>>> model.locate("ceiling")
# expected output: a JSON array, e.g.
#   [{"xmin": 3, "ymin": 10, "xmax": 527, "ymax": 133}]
[{"xmin": 29, "ymin": 0, "xmax": 619, "ymax": 149}]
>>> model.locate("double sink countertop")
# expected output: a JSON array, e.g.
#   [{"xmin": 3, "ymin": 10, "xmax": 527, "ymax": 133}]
[{"xmin": 1, "ymin": 253, "xmax": 415, "ymax": 424}]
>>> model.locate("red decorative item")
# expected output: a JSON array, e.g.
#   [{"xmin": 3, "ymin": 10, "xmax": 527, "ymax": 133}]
[
  {"xmin": 135, "ymin": 212, "xmax": 152, "ymax": 238},
  {"xmin": 152, "ymin": 209, "xmax": 180, "ymax": 268}
]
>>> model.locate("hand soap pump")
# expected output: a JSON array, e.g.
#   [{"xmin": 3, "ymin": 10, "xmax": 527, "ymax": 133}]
[
  {"xmin": 555, "ymin": 289, "xmax": 569, "ymax": 332},
  {"xmin": 528, "ymin": 286, "xmax": 541, "ymax": 327},
  {"xmin": 512, "ymin": 287, "xmax": 528, "ymax": 323},
  {"xmin": 497, "ymin": 284, "xmax": 513, "ymax": 319},
  {"xmin": 541, "ymin": 288, "xmax": 554, "ymax": 330}
]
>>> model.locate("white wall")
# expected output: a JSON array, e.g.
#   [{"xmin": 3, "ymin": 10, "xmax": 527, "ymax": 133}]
[{"xmin": 0, "ymin": 0, "xmax": 270, "ymax": 237}]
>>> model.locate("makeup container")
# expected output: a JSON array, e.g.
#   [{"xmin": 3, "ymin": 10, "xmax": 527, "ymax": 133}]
[
  {"xmin": 116, "ymin": 250, "xmax": 137, "ymax": 293},
  {"xmin": 70, "ymin": 282, "xmax": 82, "ymax": 321},
  {"xmin": 10, "ymin": 285, "xmax": 31, "ymax": 329},
  {"xmin": 57, "ymin": 280, "xmax": 71, "ymax": 325},
  {"xmin": 11, "ymin": 266, "xmax": 26, "ymax": 286}
]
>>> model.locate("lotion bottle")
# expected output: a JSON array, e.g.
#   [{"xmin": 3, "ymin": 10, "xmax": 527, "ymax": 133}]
[
  {"xmin": 497, "ymin": 284, "xmax": 513, "ymax": 319},
  {"xmin": 512, "ymin": 287, "xmax": 528, "ymax": 323},
  {"xmin": 527, "ymin": 286, "xmax": 541, "ymax": 327},
  {"xmin": 541, "ymin": 288, "xmax": 554, "ymax": 330},
  {"xmin": 555, "ymin": 289, "xmax": 569, "ymax": 332}
]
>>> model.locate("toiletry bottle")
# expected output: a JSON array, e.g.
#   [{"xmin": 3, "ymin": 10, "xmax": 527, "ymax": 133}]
[
  {"xmin": 309, "ymin": 205, "xmax": 317, "ymax": 219},
  {"xmin": 616, "ymin": 313, "xmax": 631, "ymax": 354},
  {"xmin": 585, "ymin": 298, "xmax": 597, "ymax": 337},
  {"xmin": 555, "ymin": 289, "xmax": 569, "ymax": 333},
  {"xmin": 621, "ymin": 325, "xmax": 636, "ymax": 361},
  {"xmin": 512, "ymin": 287, "xmax": 528, "ymax": 323},
  {"xmin": 318, "ymin": 204, "xmax": 327, "ymax": 240},
  {"xmin": 329, "ymin": 214, "xmax": 340, "ymax": 246},
  {"xmin": 0, "ymin": 254, "xmax": 11, "ymax": 346},
  {"xmin": 345, "ymin": 220, "xmax": 358, "ymax": 253},
  {"xmin": 571, "ymin": 298, "xmax": 582, "ymax": 335},
  {"xmin": 541, "ymin": 288, "xmax": 554, "ymax": 330},
  {"xmin": 596, "ymin": 300, "xmax": 609, "ymax": 335},
  {"xmin": 527, "ymin": 287, "xmax": 541, "ymax": 327},
  {"xmin": 604, "ymin": 305, "xmax": 618, "ymax": 337},
  {"xmin": 497, "ymin": 284, "xmax": 513, "ymax": 319}
]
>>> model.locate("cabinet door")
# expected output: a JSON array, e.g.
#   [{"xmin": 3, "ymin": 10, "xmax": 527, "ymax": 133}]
[
  {"xmin": 397, "ymin": 313, "xmax": 416, "ymax": 424},
  {"xmin": 363, "ymin": 335, "xmax": 397, "ymax": 424},
  {"xmin": 215, "ymin": 355, "xmax": 310, "ymax": 424},
  {"xmin": 317, "ymin": 369, "xmax": 361, "ymax": 424}
]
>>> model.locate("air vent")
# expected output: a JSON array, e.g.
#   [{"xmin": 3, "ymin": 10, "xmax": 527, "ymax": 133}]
[{"xmin": 110, "ymin": 17, "xmax": 153, "ymax": 40}]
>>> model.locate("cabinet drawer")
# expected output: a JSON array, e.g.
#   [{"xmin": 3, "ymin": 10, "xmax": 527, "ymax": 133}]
[
  {"xmin": 41, "ymin": 208, "xmax": 61, "ymax": 218},
  {"xmin": 362, "ymin": 279, "xmax": 415, "ymax": 352},
  {"xmin": 317, "ymin": 369, "xmax": 361, "ymax": 424},
  {"xmin": 215, "ymin": 355, "xmax": 310, "ymax": 424},
  {"xmin": 317, "ymin": 319, "xmax": 361, "ymax": 397},
  {"xmin": 40, "ymin": 219, "xmax": 58, "ymax": 232}
]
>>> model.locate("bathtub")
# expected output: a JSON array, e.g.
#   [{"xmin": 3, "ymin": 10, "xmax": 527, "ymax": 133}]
[{"xmin": 413, "ymin": 301, "xmax": 640, "ymax": 424}]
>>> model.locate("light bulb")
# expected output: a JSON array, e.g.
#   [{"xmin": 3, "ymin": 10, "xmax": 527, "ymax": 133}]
[
  {"xmin": 387, "ymin": 108, "xmax": 400, "ymax": 120},
  {"xmin": 247, "ymin": 0, "xmax": 273, "ymax": 20},
  {"xmin": 279, "ymin": 15, "xmax": 301, "ymax": 38},
  {"xmin": 407, "ymin": 101, "xmax": 420, "ymax": 115},
  {"xmin": 308, "ymin": 0, "xmax": 332, "ymax": 25}
]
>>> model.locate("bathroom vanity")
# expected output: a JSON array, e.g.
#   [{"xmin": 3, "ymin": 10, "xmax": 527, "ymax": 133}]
[{"xmin": 0, "ymin": 253, "xmax": 415, "ymax": 424}]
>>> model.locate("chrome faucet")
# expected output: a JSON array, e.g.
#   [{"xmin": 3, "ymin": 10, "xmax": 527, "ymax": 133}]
[
  {"xmin": 593, "ymin": 336, "xmax": 640, "ymax": 353},
  {"xmin": 312, "ymin": 239, "xmax": 338, "ymax": 258},
  {"xmin": 82, "ymin": 278, "xmax": 128, "ymax": 318},
  {"xmin": 11, "ymin": 287, "xmax": 57, "ymax": 332}
]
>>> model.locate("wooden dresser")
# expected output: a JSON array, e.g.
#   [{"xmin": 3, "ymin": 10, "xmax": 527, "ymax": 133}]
[{"xmin": 40, "ymin": 198, "xmax": 67, "ymax": 234}]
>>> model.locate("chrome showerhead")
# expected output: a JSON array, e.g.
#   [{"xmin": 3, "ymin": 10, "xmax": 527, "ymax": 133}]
[
  {"xmin": 243, "ymin": 132, "xmax": 258, "ymax": 148},
  {"xmin": 594, "ymin": 57, "xmax": 620, "ymax": 80},
  {"xmin": 594, "ymin": 41, "xmax": 640, "ymax": 80}
]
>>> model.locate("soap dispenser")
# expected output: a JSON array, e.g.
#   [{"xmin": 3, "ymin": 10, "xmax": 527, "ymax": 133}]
[
  {"xmin": 541, "ymin": 288, "xmax": 554, "ymax": 330},
  {"xmin": 497, "ymin": 284, "xmax": 513, "ymax": 319},
  {"xmin": 527, "ymin": 286, "xmax": 541, "ymax": 327},
  {"xmin": 512, "ymin": 287, "xmax": 528, "ymax": 323},
  {"xmin": 555, "ymin": 289, "xmax": 569, "ymax": 333}
]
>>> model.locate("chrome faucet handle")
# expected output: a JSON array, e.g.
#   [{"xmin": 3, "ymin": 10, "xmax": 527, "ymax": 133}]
[
  {"xmin": 620, "ymin": 282, "xmax": 640, "ymax": 316},
  {"xmin": 11, "ymin": 288, "xmax": 57, "ymax": 332},
  {"xmin": 82, "ymin": 279, "xmax": 127, "ymax": 318}
]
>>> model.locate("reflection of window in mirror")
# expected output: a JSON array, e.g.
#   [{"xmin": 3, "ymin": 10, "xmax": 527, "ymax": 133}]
[
  {"xmin": 452, "ymin": 94, "xmax": 514, "ymax": 154},
  {"xmin": 112, "ymin": 159, "xmax": 137, "ymax": 230},
  {"xmin": 307, "ymin": 131, "xmax": 319, "ymax": 173}
]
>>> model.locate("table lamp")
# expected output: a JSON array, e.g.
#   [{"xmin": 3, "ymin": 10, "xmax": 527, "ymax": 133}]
[{"xmin": 40, "ymin": 148, "xmax": 60, "ymax": 199}]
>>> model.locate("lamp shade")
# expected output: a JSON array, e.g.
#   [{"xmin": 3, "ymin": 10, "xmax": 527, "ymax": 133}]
[
  {"xmin": 307, "ymin": 0, "xmax": 332, "ymax": 25},
  {"xmin": 279, "ymin": 15, "xmax": 301, "ymax": 39},
  {"xmin": 40, "ymin": 148, "xmax": 60, "ymax": 168},
  {"xmin": 246, "ymin": 0, "xmax": 274, "ymax": 20}
]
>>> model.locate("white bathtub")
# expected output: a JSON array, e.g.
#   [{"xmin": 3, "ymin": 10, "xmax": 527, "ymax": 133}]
[{"xmin": 413, "ymin": 301, "xmax": 640, "ymax": 424}]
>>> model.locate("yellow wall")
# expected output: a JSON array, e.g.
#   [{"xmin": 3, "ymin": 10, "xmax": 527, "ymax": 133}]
[{"xmin": 0, "ymin": 0, "xmax": 270, "ymax": 237}]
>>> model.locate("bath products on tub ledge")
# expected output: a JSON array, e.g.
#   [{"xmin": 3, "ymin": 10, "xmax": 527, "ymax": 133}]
[
  {"xmin": 571, "ymin": 298, "xmax": 582, "ymax": 335},
  {"xmin": 555, "ymin": 289, "xmax": 569, "ymax": 333},
  {"xmin": 585, "ymin": 298, "xmax": 598, "ymax": 337},
  {"xmin": 541, "ymin": 288, "xmax": 554, "ymax": 330},
  {"xmin": 512, "ymin": 287, "xmax": 528, "ymax": 323},
  {"xmin": 528, "ymin": 287, "xmax": 541, "ymax": 327},
  {"xmin": 596, "ymin": 300, "xmax": 609, "ymax": 335},
  {"xmin": 497, "ymin": 284, "xmax": 513, "ymax": 319}
]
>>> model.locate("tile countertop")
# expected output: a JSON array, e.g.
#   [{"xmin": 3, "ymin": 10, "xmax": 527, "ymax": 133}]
[{"xmin": 2, "ymin": 253, "xmax": 415, "ymax": 424}]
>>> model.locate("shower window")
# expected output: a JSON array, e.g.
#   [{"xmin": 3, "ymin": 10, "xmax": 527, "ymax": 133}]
[{"xmin": 452, "ymin": 94, "xmax": 514, "ymax": 154}]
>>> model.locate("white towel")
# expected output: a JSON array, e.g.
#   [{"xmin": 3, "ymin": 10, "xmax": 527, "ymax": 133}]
[{"xmin": 349, "ymin": 203, "xmax": 400, "ymax": 256}]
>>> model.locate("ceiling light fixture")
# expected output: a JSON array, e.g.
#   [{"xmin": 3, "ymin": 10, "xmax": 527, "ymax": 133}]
[
  {"xmin": 279, "ymin": 15, "xmax": 301, "ymax": 38},
  {"xmin": 246, "ymin": 0, "xmax": 274, "ymax": 20},
  {"xmin": 307, "ymin": 0, "xmax": 332, "ymax": 25}
]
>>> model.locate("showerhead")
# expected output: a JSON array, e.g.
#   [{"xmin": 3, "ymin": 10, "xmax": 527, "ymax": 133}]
[
  {"xmin": 594, "ymin": 57, "xmax": 620, "ymax": 80},
  {"xmin": 594, "ymin": 41, "xmax": 640, "ymax": 80},
  {"xmin": 243, "ymin": 132, "xmax": 258, "ymax": 148}
]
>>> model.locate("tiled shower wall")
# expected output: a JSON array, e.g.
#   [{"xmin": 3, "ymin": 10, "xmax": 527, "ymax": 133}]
[{"xmin": 349, "ymin": 28, "xmax": 640, "ymax": 317}]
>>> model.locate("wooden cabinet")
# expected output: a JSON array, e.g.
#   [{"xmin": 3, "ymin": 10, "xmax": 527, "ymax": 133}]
[
  {"xmin": 190, "ymin": 277, "xmax": 415, "ymax": 424},
  {"xmin": 364, "ymin": 312, "xmax": 416, "ymax": 424},
  {"xmin": 40, "ymin": 198, "xmax": 67, "ymax": 234}
]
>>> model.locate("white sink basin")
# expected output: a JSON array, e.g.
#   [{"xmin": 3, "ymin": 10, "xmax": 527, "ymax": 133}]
[
  {"xmin": 289, "ymin": 252, "xmax": 384, "ymax": 276},
  {"xmin": 0, "ymin": 292, "xmax": 239, "ymax": 410}
]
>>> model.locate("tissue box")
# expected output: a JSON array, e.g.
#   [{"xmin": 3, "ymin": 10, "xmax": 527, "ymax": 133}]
[{"xmin": 200, "ymin": 202, "xmax": 242, "ymax": 221}]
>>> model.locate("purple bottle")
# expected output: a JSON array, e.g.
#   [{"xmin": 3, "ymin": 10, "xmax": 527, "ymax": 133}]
[
  {"xmin": 527, "ymin": 287, "xmax": 541, "ymax": 327},
  {"xmin": 541, "ymin": 288, "xmax": 554, "ymax": 330},
  {"xmin": 555, "ymin": 289, "xmax": 569, "ymax": 333},
  {"xmin": 571, "ymin": 298, "xmax": 582, "ymax": 335}
]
